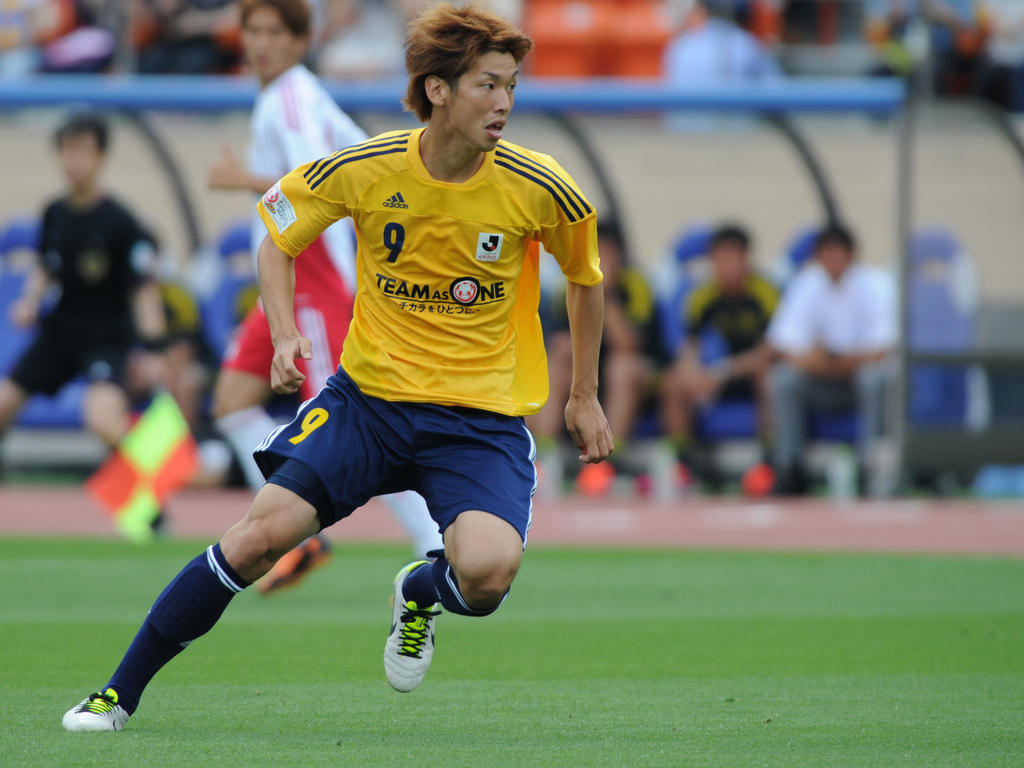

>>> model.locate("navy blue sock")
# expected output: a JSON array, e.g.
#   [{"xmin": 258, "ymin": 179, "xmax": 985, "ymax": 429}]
[
  {"xmin": 402, "ymin": 556, "xmax": 504, "ymax": 617},
  {"xmin": 107, "ymin": 544, "xmax": 250, "ymax": 714},
  {"xmin": 400, "ymin": 560, "xmax": 440, "ymax": 608}
]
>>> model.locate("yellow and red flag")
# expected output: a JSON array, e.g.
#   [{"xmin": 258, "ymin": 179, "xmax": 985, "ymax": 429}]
[{"xmin": 86, "ymin": 393, "xmax": 198, "ymax": 542}]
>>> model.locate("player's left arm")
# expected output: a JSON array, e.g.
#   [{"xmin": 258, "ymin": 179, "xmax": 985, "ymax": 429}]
[
  {"xmin": 132, "ymin": 280, "xmax": 168, "ymax": 345},
  {"xmin": 564, "ymin": 279, "xmax": 614, "ymax": 463},
  {"xmin": 535, "ymin": 157, "xmax": 613, "ymax": 462}
]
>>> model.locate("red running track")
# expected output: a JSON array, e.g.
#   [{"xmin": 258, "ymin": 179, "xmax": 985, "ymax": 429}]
[{"xmin": 1, "ymin": 487, "xmax": 1022, "ymax": 555}]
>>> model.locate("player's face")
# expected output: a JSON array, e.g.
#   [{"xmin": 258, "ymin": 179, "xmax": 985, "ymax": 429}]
[
  {"xmin": 711, "ymin": 243, "xmax": 748, "ymax": 294},
  {"xmin": 448, "ymin": 50, "xmax": 518, "ymax": 151},
  {"xmin": 242, "ymin": 6, "xmax": 307, "ymax": 86},
  {"xmin": 57, "ymin": 133, "xmax": 104, "ymax": 191},
  {"xmin": 817, "ymin": 242, "xmax": 854, "ymax": 281}
]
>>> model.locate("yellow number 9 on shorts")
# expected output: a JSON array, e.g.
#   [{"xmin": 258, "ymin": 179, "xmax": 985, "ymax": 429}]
[{"xmin": 288, "ymin": 407, "xmax": 329, "ymax": 445}]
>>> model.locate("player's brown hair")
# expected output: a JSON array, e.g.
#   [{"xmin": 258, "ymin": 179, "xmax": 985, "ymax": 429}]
[
  {"xmin": 404, "ymin": 3, "xmax": 532, "ymax": 122},
  {"xmin": 239, "ymin": 0, "xmax": 311, "ymax": 38}
]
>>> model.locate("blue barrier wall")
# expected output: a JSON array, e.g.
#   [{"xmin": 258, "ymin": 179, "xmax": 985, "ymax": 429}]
[{"xmin": 0, "ymin": 75, "xmax": 906, "ymax": 114}]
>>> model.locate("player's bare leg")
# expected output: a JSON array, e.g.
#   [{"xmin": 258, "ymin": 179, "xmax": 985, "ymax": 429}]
[
  {"xmin": 213, "ymin": 368, "xmax": 277, "ymax": 490},
  {"xmin": 385, "ymin": 510, "xmax": 523, "ymax": 692},
  {"xmin": 0, "ymin": 378, "xmax": 29, "ymax": 479},
  {"xmin": 213, "ymin": 368, "xmax": 333, "ymax": 593},
  {"xmin": 82, "ymin": 381, "xmax": 131, "ymax": 448},
  {"xmin": 63, "ymin": 484, "xmax": 318, "ymax": 731},
  {"xmin": 442, "ymin": 510, "xmax": 522, "ymax": 608},
  {"xmin": 0, "ymin": 378, "xmax": 29, "ymax": 434},
  {"xmin": 219, "ymin": 483, "xmax": 322, "ymax": 582}
]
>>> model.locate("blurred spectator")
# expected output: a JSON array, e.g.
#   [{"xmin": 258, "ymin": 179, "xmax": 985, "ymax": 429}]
[
  {"xmin": 660, "ymin": 223, "xmax": 778, "ymax": 484},
  {"xmin": 317, "ymin": 0, "xmax": 520, "ymax": 79},
  {"xmin": 132, "ymin": 0, "xmax": 240, "ymax": 74},
  {"xmin": 866, "ymin": 0, "xmax": 926, "ymax": 78},
  {"xmin": 0, "ymin": 0, "xmax": 76, "ymax": 78},
  {"xmin": 317, "ymin": 0, "xmax": 417, "ymax": 79},
  {"xmin": 766, "ymin": 223, "xmax": 897, "ymax": 496},
  {"xmin": 664, "ymin": 0, "xmax": 782, "ymax": 86},
  {"xmin": 978, "ymin": 0, "xmax": 1024, "ymax": 108},
  {"xmin": 40, "ymin": 0, "xmax": 120, "ymax": 73},
  {"xmin": 0, "ymin": 113, "xmax": 168, "ymax": 457},
  {"xmin": 921, "ymin": 0, "xmax": 991, "ymax": 96},
  {"xmin": 155, "ymin": 278, "xmax": 208, "ymax": 428},
  {"xmin": 530, "ymin": 222, "xmax": 663, "ymax": 495}
]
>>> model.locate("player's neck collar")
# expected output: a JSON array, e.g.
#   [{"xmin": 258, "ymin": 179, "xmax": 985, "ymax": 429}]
[{"xmin": 408, "ymin": 127, "xmax": 495, "ymax": 188}]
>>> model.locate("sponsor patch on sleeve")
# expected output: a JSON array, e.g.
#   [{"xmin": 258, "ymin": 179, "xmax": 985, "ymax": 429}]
[{"xmin": 262, "ymin": 183, "xmax": 297, "ymax": 233}]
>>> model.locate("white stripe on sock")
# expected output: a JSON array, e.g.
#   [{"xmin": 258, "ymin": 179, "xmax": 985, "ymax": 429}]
[
  {"xmin": 444, "ymin": 562, "xmax": 472, "ymax": 612},
  {"xmin": 206, "ymin": 545, "xmax": 243, "ymax": 593}
]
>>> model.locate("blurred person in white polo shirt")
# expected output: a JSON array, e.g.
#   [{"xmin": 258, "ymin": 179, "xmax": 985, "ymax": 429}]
[{"xmin": 766, "ymin": 223, "xmax": 897, "ymax": 496}]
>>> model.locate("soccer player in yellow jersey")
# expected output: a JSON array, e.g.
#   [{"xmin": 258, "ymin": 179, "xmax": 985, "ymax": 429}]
[{"xmin": 63, "ymin": 3, "xmax": 612, "ymax": 731}]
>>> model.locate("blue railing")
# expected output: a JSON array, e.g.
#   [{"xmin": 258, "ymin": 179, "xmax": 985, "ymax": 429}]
[{"xmin": 0, "ymin": 75, "xmax": 906, "ymax": 114}]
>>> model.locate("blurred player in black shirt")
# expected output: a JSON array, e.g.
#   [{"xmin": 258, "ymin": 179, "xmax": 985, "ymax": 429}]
[
  {"xmin": 661, "ymin": 223, "xmax": 778, "ymax": 483},
  {"xmin": 0, "ymin": 113, "xmax": 167, "ymax": 451}
]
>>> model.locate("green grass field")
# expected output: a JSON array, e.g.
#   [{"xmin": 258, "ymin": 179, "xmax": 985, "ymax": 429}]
[{"xmin": 1, "ymin": 537, "xmax": 1022, "ymax": 767}]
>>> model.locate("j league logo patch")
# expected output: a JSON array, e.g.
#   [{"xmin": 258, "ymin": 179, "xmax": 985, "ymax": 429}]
[{"xmin": 475, "ymin": 232, "xmax": 503, "ymax": 262}]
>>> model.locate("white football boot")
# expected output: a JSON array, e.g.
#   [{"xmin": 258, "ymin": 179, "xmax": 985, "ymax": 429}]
[
  {"xmin": 384, "ymin": 561, "xmax": 441, "ymax": 692},
  {"xmin": 63, "ymin": 688, "xmax": 129, "ymax": 731}
]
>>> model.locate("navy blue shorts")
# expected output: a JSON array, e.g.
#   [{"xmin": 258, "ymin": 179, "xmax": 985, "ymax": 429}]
[{"xmin": 254, "ymin": 368, "xmax": 537, "ymax": 541}]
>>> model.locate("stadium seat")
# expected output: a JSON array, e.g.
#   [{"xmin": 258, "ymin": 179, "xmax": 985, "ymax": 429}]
[
  {"xmin": 0, "ymin": 215, "xmax": 40, "ymax": 257},
  {"xmin": 768, "ymin": 224, "xmax": 818, "ymax": 287},
  {"xmin": 808, "ymin": 411, "xmax": 858, "ymax": 441},
  {"xmin": 609, "ymin": 0, "xmax": 673, "ymax": 77},
  {"xmin": 786, "ymin": 225, "xmax": 818, "ymax": 272},
  {"xmin": 217, "ymin": 218, "xmax": 252, "ymax": 261},
  {"xmin": 906, "ymin": 226, "xmax": 976, "ymax": 426},
  {"xmin": 200, "ymin": 220, "xmax": 258, "ymax": 361},
  {"xmin": 524, "ymin": 0, "xmax": 614, "ymax": 77},
  {"xmin": 17, "ymin": 380, "xmax": 90, "ymax": 428},
  {"xmin": 654, "ymin": 223, "xmax": 713, "ymax": 358},
  {"xmin": 693, "ymin": 328, "xmax": 758, "ymax": 440},
  {"xmin": 0, "ymin": 217, "xmax": 39, "ymax": 375}
]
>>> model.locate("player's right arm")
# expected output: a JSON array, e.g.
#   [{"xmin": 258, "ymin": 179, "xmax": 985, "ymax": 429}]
[
  {"xmin": 255, "ymin": 159, "xmax": 351, "ymax": 393},
  {"xmin": 10, "ymin": 207, "xmax": 56, "ymax": 328},
  {"xmin": 9, "ymin": 261, "xmax": 51, "ymax": 328},
  {"xmin": 207, "ymin": 144, "xmax": 277, "ymax": 195},
  {"xmin": 257, "ymin": 233, "xmax": 310, "ymax": 394}
]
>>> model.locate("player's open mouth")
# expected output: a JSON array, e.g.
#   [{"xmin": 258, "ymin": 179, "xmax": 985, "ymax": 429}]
[{"xmin": 485, "ymin": 120, "xmax": 505, "ymax": 140}]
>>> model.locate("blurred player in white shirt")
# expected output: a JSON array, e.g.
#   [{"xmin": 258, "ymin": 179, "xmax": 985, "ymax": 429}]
[
  {"xmin": 766, "ymin": 223, "xmax": 897, "ymax": 495},
  {"xmin": 207, "ymin": 0, "xmax": 441, "ymax": 592}
]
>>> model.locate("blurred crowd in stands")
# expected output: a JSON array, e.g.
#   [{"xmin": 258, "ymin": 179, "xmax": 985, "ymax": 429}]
[
  {"xmin": 0, "ymin": 1, "xmax": 1011, "ymax": 500},
  {"xmin": 3, "ymin": 1, "xmax": 1024, "ymax": 108},
  {"xmin": 0, "ymin": 116, "xmax": 911, "ymax": 501}
]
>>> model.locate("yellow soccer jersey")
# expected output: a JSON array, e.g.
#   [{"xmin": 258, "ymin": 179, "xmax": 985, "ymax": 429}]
[{"xmin": 257, "ymin": 127, "xmax": 601, "ymax": 416}]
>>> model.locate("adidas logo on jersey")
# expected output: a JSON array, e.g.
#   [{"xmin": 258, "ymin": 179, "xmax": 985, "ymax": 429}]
[{"xmin": 383, "ymin": 192, "xmax": 409, "ymax": 209}]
